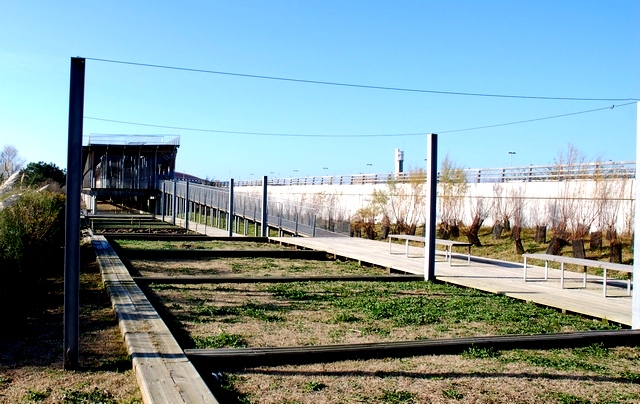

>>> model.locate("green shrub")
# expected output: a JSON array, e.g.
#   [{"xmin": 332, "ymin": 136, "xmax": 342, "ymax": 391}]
[
  {"xmin": 0, "ymin": 190, "xmax": 65, "ymax": 316},
  {"xmin": 0, "ymin": 190, "xmax": 65, "ymax": 274}
]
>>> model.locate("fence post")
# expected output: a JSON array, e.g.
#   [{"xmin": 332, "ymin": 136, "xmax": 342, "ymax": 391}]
[
  {"xmin": 160, "ymin": 182, "xmax": 166, "ymax": 222},
  {"xmin": 632, "ymin": 101, "xmax": 640, "ymax": 329},
  {"xmin": 424, "ymin": 133, "xmax": 438, "ymax": 281},
  {"xmin": 185, "ymin": 181, "xmax": 190, "ymax": 231},
  {"xmin": 312, "ymin": 213, "xmax": 316, "ymax": 237},
  {"xmin": 228, "ymin": 178, "xmax": 234, "ymax": 237},
  {"xmin": 172, "ymin": 181, "xmax": 177, "ymax": 225},
  {"xmin": 261, "ymin": 176, "xmax": 268, "ymax": 237}
]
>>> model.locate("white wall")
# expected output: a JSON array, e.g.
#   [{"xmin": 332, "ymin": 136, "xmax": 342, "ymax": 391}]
[{"xmin": 235, "ymin": 178, "xmax": 636, "ymax": 233}]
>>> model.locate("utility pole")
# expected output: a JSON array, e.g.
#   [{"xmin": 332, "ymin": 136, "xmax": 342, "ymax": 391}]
[
  {"xmin": 64, "ymin": 57, "xmax": 85, "ymax": 370},
  {"xmin": 424, "ymin": 133, "xmax": 438, "ymax": 281}
]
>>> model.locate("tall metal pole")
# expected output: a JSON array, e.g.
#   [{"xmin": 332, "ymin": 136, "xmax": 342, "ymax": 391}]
[
  {"xmin": 424, "ymin": 133, "xmax": 438, "ymax": 281},
  {"xmin": 185, "ymin": 181, "xmax": 190, "ymax": 231},
  {"xmin": 261, "ymin": 175, "xmax": 268, "ymax": 237},
  {"xmin": 160, "ymin": 182, "xmax": 165, "ymax": 222},
  {"xmin": 633, "ymin": 102, "xmax": 640, "ymax": 329},
  {"xmin": 172, "ymin": 180, "xmax": 177, "ymax": 225},
  {"xmin": 228, "ymin": 178, "xmax": 234, "ymax": 237},
  {"xmin": 64, "ymin": 57, "xmax": 85, "ymax": 370}
]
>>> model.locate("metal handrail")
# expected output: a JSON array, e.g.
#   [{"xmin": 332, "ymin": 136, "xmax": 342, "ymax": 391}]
[{"xmin": 225, "ymin": 161, "xmax": 635, "ymax": 187}]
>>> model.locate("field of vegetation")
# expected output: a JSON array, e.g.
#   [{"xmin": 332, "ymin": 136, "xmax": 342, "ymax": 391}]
[{"xmin": 119, "ymin": 241, "xmax": 640, "ymax": 404}]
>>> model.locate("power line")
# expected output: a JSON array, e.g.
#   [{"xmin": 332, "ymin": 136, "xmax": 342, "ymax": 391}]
[
  {"xmin": 84, "ymin": 102, "xmax": 634, "ymax": 138},
  {"xmin": 438, "ymin": 103, "xmax": 635, "ymax": 134},
  {"xmin": 83, "ymin": 57, "xmax": 639, "ymax": 102}
]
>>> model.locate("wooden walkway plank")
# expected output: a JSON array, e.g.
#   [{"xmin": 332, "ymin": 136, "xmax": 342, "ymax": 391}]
[
  {"xmin": 92, "ymin": 235, "xmax": 218, "ymax": 404},
  {"xmin": 271, "ymin": 236, "xmax": 633, "ymax": 326}
]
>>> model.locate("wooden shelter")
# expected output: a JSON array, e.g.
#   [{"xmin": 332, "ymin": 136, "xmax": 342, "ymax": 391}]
[{"xmin": 82, "ymin": 135, "xmax": 179, "ymax": 211}]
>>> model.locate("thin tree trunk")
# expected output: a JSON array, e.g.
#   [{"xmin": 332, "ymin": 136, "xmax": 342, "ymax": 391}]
[
  {"xmin": 610, "ymin": 240, "xmax": 622, "ymax": 263},
  {"xmin": 503, "ymin": 219, "xmax": 511, "ymax": 232},
  {"xmin": 466, "ymin": 216, "xmax": 483, "ymax": 247},
  {"xmin": 492, "ymin": 223, "xmax": 503, "ymax": 240},
  {"xmin": 438, "ymin": 223, "xmax": 450, "ymax": 240},
  {"xmin": 546, "ymin": 237, "xmax": 568, "ymax": 255},
  {"xmin": 513, "ymin": 225, "xmax": 524, "ymax": 254},
  {"xmin": 571, "ymin": 239, "xmax": 586, "ymax": 259},
  {"xmin": 450, "ymin": 224, "xmax": 460, "ymax": 238},
  {"xmin": 534, "ymin": 225, "xmax": 546, "ymax": 243},
  {"xmin": 589, "ymin": 231, "xmax": 602, "ymax": 252}
]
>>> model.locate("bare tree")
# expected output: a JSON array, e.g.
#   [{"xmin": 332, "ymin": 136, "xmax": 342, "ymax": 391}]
[
  {"xmin": 386, "ymin": 168, "xmax": 425, "ymax": 235},
  {"xmin": 466, "ymin": 196, "xmax": 492, "ymax": 246},
  {"xmin": 490, "ymin": 184, "xmax": 504, "ymax": 239},
  {"xmin": 546, "ymin": 144, "xmax": 589, "ymax": 256},
  {"xmin": 510, "ymin": 187, "xmax": 526, "ymax": 254},
  {"xmin": 528, "ymin": 201, "xmax": 547, "ymax": 244},
  {"xmin": 0, "ymin": 145, "xmax": 25, "ymax": 182},
  {"xmin": 437, "ymin": 156, "xmax": 467, "ymax": 239}
]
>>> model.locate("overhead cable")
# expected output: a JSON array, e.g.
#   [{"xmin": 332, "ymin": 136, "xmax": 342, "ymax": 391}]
[
  {"xmin": 83, "ymin": 57, "xmax": 639, "ymax": 102},
  {"xmin": 84, "ymin": 102, "xmax": 634, "ymax": 138}
]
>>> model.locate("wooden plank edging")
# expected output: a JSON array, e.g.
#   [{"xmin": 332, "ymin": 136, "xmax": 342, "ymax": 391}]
[{"xmin": 92, "ymin": 236, "xmax": 218, "ymax": 404}]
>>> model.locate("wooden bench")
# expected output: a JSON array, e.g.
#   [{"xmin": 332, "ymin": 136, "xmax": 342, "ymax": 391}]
[
  {"xmin": 388, "ymin": 235, "xmax": 472, "ymax": 265},
  {"xmin": 522, "ymin": 253, "xmax": 633, "ymax": 297}
]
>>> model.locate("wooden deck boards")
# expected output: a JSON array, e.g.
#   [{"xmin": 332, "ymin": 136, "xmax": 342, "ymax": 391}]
[
  {"xmin": 92, "ymin": 236, "xmax": 218, "ymax": 404},
  {"xmin": 271, "ymin": 236, "xmax": 633, "ymax": 326}
]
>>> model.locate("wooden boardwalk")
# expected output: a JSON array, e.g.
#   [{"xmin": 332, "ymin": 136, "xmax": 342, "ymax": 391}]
[
  {"xmin": 164, "ymin": 216, "xmax": 244, "ymax": 237},
  {"xmin": 271, "ymin": 236, "xmax": 633, "ymax": 326},
  {"xmin": 93, "ymin": 236, "xmax": 218, "ymax": 403}
]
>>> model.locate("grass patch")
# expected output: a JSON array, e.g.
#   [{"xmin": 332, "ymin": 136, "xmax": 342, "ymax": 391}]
[
  {"xmin": 461, "ymin": 345, "xmax": 498, "ymax": 359},
  {"xmin": 546, "ymin": 392, "xmax": 592, "ymax": 404},
  {"xmin": 193, "ymin": 333, "xmax": 247, "ymax": 349},
  {"xmin": 25, "ymin": 388, "xmax": 50, "ymax": 402},
  {"xmin": 442, "ymin": 388, "xmax": 464, "ymax": 400},
  {"xmin": 60, "ymin": 387, "xmax": 115, "ymax": 403},
  {"xmin": 502, "ymin": 348, "xmax": 606, "ymax": 373},
  {"xmin": 303, "ymin": 381, "xmax": 327, "ymax": 392},
  {"xmin": 380, "ymin": 389, "xmax": 417, "ymax": 403}
]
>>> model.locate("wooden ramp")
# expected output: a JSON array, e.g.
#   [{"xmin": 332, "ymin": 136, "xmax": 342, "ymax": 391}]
[
  {"xmin": 92, "ymin": 236, "xmax": 218, "ymax": 403},
  {"xmin": 271, "ymin": 236, "xmax": 633, "ymax": 326}
]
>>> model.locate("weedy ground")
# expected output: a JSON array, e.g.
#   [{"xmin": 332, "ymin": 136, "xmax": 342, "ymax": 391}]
[
  {"xmin": 0, "ymin": 245, "xmax": 142, "ymax": 403},
  {"xmin": 130, "ymin": 249, "xmax": 640, "ymax": 404}
]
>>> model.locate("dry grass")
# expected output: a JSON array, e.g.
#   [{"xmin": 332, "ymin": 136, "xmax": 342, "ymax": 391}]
[
  {"xmin": 130, "ymin": 257, "xmax": 387, "ymax": 277},
  {"xmin": 0, "ymin": 245, "xmax": 141, "ymax": 403},
  {"xmin": 226, "ymin": 352, "xmax": 640, "ymax": 404},
  {"xmin": 124, "ymin": 232, "xmax": 639, "ymax": 403},
  {"xmin": 144, "ymin": 277, "xmax": 640, "ymax": 403},
  {"xmin": 113, "ymin": 239, "xmax": 284, "ymax": 251}
]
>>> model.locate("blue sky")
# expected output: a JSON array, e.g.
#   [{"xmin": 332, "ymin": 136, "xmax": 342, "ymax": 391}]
[{"xmin": 1, "ymin": 1, "xmax": 638, "ymax": 180}]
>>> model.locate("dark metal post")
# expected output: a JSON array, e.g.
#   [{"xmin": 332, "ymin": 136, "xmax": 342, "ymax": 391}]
[
  {"xmin": 312, "ymin": 213, "xmax": 316, "ymax": 237},
  {"xmin": 228, "ymin": 178, "xmax": 234, "ymax": 237},
  {"xmin": 185, "ymin": 181, "xmax": 190, "ymax": 231},
  {"xmin": 172, "ymin": 181, "xmax": 177, "ymax": 225},
  {"xmin": 633, "ymin": 102, "xmax": 640, "ymax": 329},
  {"xmin": 64, "ymin": 57, "xmax": 85, "ymax": 370},
  {"xmin": 261, "ymin": 176, "xmax": 268, "ymax": 237},
  {"xmin": 424, "ymin": 133, "xmax": 438, "ymax": 281},
  {"xmin": 254, "ymin": 207, "xmax": 258, "ymax": 236},
  {"xmin": 160, "ymin": 182, "xmax": 166, "ymax": 222}
]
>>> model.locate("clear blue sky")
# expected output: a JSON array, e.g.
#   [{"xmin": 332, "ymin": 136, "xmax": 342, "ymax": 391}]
[{"xmin": 1, "ymin": 1, "xmax": 638, "ymax": 180}]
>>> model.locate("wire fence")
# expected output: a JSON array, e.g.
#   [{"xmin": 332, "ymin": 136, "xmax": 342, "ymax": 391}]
[{"xmin": 159, "ymin": 180, "xmax": 350, "ymax": 237}]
